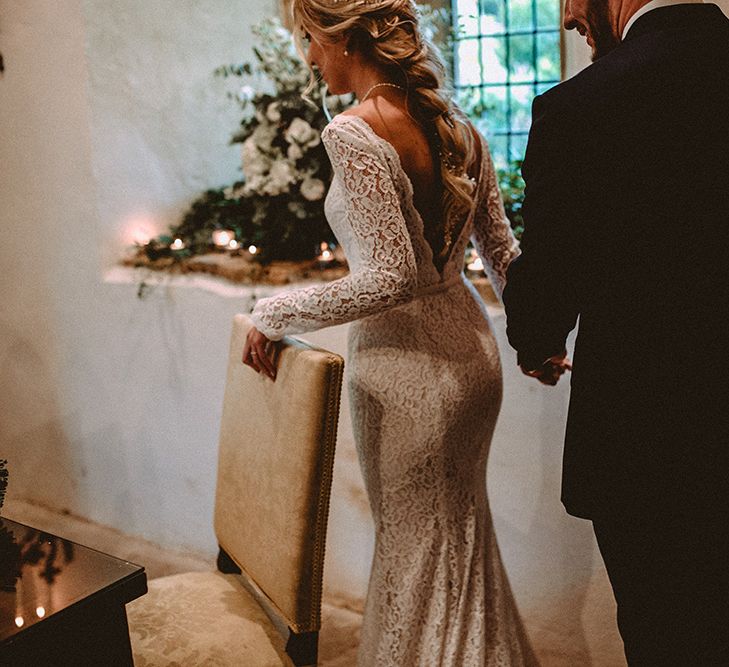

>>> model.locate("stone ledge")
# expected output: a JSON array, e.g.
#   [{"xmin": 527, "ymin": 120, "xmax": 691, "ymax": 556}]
[{"xmin": 107, "ymin": 263, "xmax": 500, "ymax": 308}]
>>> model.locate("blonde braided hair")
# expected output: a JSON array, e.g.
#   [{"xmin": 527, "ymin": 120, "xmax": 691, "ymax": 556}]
[{"xmin": 292, "ymin": 0, "xmax": 478, "ymax": 264}]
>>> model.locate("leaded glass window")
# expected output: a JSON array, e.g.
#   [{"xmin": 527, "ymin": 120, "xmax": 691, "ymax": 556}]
[{"xmin": 453, "ymin": 0, "xmax": 562, "ymax": 167}]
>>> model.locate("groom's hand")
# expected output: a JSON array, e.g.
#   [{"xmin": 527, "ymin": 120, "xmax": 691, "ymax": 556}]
[{"xmin": 520, "ymin": 353, "xmax": 572, "ymax": 386}]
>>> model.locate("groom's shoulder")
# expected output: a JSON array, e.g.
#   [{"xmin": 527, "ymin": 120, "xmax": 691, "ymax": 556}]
[{"xmin": 535, "ymin": 42, "xmax": 647, "ymax": 120}]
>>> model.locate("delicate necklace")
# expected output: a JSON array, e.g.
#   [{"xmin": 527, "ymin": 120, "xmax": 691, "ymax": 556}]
[{"xmin": 360, "ymin": 82, "xmax": 406, "ymax": 103}]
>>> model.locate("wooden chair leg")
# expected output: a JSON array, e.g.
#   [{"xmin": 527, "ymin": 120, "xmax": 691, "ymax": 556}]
[
  {"xmin": 216, "ymin": 546, "xmax": 242, "ymax": 574},
  {"xmin": 286, "ymin": 630, "xmax": 318, "ymax": 666}
]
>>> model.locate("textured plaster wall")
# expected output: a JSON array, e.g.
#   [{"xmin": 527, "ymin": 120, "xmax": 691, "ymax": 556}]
[
  {"xmin": 10, "ymin": 1, "xmax": 729, "ymax": 664},
  {"xmin": 0, "ymin": 0, "xmax": 275, "ymax": 542}
]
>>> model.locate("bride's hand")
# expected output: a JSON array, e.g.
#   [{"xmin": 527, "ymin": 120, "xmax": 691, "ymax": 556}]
[{"xmin": 242, "ymin": 327, "xmax": 280, "ymax": 381}]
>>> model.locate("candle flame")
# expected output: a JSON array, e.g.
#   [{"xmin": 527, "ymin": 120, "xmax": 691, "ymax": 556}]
[
  {"xmin": 248, "ymin": 245, "xmax": 258, "ymax": 255},
  {"xmin": 228, "ymin": 239, "xmax": 240, "ymax": 250},
  {"xmin": 212, "ymin": 230, "xmax": 234, "ymax": 247},
  {"xmin": 36, "ymin": 607, "xmax": 46, "ymax": 618},
  {"xmin": 133, "ymin": 230, "xmax": 151, "ymax": 246},
  {"xmin": 170, "ymin": 238, "xmax": 185, "ymax": 250},
  {"xmin": 15, "ymin": 616, "xmax": 24, "ymax": 628}
]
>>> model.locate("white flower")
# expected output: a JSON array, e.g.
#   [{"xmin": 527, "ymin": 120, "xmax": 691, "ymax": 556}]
[
  {"xmin": 285, "ymin": 118, "xmax": 320, "ymax": 148},
  {"xmin": 266, "ymin": 102, "xmax": 281, "ymax": 123},
  {"xmin": 238, "ymin": 85, "xmax": 255, "ymax": 103},
  {"xmin": 252, "ymin": 123, "xmax": 277, "ymax": 150},
  {"xmin": 300, "ymin": 176, "xmax": 326, "ymax": 202},
  {"xmin": 241, "ymin": 138, "xmax": 271, "ymax": 176},
  {"xmin": 287, "ymin": 143, "xmax": 304, "ymax": 161},
  {"xmin": 263, "ymin": 160, "xmax": 297, "ymax": 196}
]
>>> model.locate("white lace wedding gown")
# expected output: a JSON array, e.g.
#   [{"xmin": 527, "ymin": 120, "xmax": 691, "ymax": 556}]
[{"xmin": 250, "ymin": 114, "xmax": 537, "ymax": 666}]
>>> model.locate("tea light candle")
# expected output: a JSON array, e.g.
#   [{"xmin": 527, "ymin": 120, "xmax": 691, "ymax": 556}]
[
  {"xmin": 467, "ymin": 255, "xmax": 484, "ymax": 272},
  {"xmin": 212, "ymin": 230, "xmax": 234, "ymax": 247},
  {"xmin": 317, "ymin": 242, "xmax": 335, "ymax": 267},
  {"xmin": 133, "ymin": 230, "xmax": 151, "ymax": 246}
]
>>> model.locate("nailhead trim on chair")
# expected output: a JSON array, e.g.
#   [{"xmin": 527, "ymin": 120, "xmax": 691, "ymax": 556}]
[{"xmin": 305, "ymin": 354, "xmax": 345, "ymax": 631}]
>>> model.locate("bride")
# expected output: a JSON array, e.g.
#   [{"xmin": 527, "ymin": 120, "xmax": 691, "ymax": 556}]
[{"xmin": 243, "ymin": 1, "xmax": 537, "ymax": 664}]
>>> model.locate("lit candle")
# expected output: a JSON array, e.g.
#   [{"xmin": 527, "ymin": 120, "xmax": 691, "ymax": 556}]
[
  {"xmin": 36, "ymin": 607, "xmax": 46, "ymax": 618},
  {"xmin": 317, "ymin": 242, "xmax": 335, "ymax": 266},
  {"xmin": 212, "ymin": 230, "xmax": 234, "ymax": 247},
  {"xmin": 15, "ymin": 617, "xmax": 24, "ymax": 628},
  {"xmin": 170, "ymin": 238, "xmax": 185, "ymax": 251},
  {"xmin": 228, "ymin": 239, "xmax": 240, "ymax": 250},
  {"xmin": 248, "ymin": 245, "xmax": 258, "ymax": 256},
  {"xmin": 133, "ymin": 230, "xmax": 151, "ymax": 246},
  {"xmin": 467, "ymin": 256, "xmax": 484, "ymax": 273}
]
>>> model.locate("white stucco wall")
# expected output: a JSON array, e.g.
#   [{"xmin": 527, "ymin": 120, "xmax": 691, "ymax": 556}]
[{"xmin": 10, "ymin": 1, "xmax": 729, "ymax": 664}]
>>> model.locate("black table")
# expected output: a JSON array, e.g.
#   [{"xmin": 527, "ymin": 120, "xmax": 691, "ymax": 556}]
[{"xmin": 0, "ymin": 517, "xmax": 147, "ymax": 666}]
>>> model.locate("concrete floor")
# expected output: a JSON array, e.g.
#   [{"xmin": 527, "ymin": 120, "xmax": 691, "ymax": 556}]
[{"xmin": 3, "ymin": 499, "xmax": 361, "ymax": 667}]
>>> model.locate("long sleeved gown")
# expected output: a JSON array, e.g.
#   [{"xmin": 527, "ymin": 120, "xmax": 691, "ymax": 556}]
[{"xmin": 250, "ymin": 114, "xmax": 536, "ymax": 666}]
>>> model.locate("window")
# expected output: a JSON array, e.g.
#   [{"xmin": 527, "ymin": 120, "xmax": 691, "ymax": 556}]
[{"xmin": 452, "ymin": 0, "xmax": 562, "ymax": 167}]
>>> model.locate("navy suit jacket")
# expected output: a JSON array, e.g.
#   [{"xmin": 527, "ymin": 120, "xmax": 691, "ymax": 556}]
[{"xmin": 503, "ymin": 4, "xmax": 729, "ymax": 519}]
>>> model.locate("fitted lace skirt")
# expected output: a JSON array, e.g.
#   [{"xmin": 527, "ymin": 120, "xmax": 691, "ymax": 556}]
[{"xmin": 347, "ymin": 280, "xmax": 537, "ymax": 667}]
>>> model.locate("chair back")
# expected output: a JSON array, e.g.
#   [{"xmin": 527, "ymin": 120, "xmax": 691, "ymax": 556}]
[{"xmin": 214, "ymin": 314, "xmax": 343, "ymax": 634}]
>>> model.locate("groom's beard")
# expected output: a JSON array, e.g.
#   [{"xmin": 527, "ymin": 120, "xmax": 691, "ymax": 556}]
[{"xmin": 588, "ymin": 1, "xmax": 621, "ymax": 60}]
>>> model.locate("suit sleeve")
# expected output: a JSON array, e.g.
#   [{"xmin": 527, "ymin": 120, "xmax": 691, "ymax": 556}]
[{"xmin": 502, "ymin": 94, "xmax": 583, "ymax": 370}]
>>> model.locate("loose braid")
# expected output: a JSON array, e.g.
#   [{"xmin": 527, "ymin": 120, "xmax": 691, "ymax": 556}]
[{"xmin": 292, "ymin": 0, "xmax": 478, "ymax": 261}]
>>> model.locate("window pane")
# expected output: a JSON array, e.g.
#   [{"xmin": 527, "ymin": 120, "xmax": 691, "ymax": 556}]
[
  {"xmin": 487, "ymin": 134, "xmax": 509, "ymax": 168},
  {"xmin": 479, "ymin": 0, "xmax": 506, "ymax": 31},
  {"xmin": 536, "ymin": 81, "xmax": 558, "ymax": 95},
  {"xmin": 509, "ymin": 133, "xmax": 529, "ymax": 163},
  {"xmin": 509, "ymin": 84, "xmax": 534, "ymax": 132},
  {"xmin": 536, "ymin": 0, "xmax": 561, "ymax": 28},
  {"xmin": 508, "ymin": 0, "xmax": 534, "ymax": 31},
  {"xmin": 508, "ymin": 34, "xmax": 536, "ymax": 82},
  {"xmin": 457, "ymin": 39, "xmax": 482, "ymax": 86},
  {"xmin": 456, "ymin": 0, "xmax": 481, "ymax": 38},
  {"xmin": 481, "ymin": 86, "xmax": 509, "ymax": 133},
  {"xmin": 537, "ymin": 31, "xmax": 561, "ymax": 80},
  {"xmin": 481, "ymin": 37, "xmax": 508, "ymax": 83},
  {"xmin": 455, "ymin": 0, "xmax": 562, "ymax": 164}
]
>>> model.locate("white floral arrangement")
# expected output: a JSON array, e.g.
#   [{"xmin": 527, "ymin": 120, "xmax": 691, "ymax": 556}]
[
  {"xmin": 209, "ymin": 17, "xmax": 352, "ymax": 262},
  {"xmin": 135, "ymin": 17, "xmax": 351, "ymax": 266}
]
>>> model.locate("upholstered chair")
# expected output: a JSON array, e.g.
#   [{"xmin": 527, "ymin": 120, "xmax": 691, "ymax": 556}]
[{"xmin": 127, "ymin": 314, "xmax": 344, "ymax": 666}]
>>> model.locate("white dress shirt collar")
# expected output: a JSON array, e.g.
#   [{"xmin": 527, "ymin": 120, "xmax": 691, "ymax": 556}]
[{"xmin": 623, "ymin": 0, "xmax": 705, "ymax": 40}]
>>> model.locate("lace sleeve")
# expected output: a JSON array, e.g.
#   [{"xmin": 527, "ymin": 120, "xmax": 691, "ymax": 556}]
[
  {"xmin": 249, "ymin": 117, "xmax": 417, "ymax": 341},
  {"xmin": 470, "ymin": 137, "xmax": 520, "ymax": 301}
]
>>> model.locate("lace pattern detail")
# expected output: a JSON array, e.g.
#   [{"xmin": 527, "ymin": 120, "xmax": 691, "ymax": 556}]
[
  {"xmin": 248, "ymin": 114, "xmax": 534, "ymax": 666},
  {"xmin": 470, "ymin": 138, "xmax": 521, "ymax": 300},
  {"xmin": 250, "ymin": 119, "xmax": 417, "ymax": 340}
]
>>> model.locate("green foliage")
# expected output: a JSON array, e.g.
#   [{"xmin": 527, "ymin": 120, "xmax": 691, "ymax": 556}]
[
  {"xmin": 143, "ymin": 17, "xmax": 352, "ymax": 264},
  {"xmin": 136, "ymin": 9, "xmax": 526, "ymax": 268},
  {"xmin": 497, "ymin": 160, "xmax": 525, "ymax": 239}
]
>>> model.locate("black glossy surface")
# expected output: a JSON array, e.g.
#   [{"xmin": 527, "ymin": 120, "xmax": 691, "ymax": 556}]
[{"xmin": 0, "ymin": 516, "xmax": 144, "ymax": 643}]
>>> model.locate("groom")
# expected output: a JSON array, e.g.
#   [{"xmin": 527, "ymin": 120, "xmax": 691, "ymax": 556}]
[{"xmin": 503, "ymin": 0, "xmax": 729, "ymax": 664}]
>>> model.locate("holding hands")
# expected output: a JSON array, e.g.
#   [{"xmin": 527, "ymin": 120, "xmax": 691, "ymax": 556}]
[{"xmin": 520, "ymin": 352, "xmax": 572, "ymax": 386}]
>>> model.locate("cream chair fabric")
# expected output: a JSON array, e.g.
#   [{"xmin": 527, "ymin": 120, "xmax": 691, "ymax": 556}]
[
  {"xmin": 128, "ymin": 572, "xmax": 291, "ymax": 667},
  {"xmin": 128, "ymin": 315, "xmax": 344, "ymax": 666}
]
